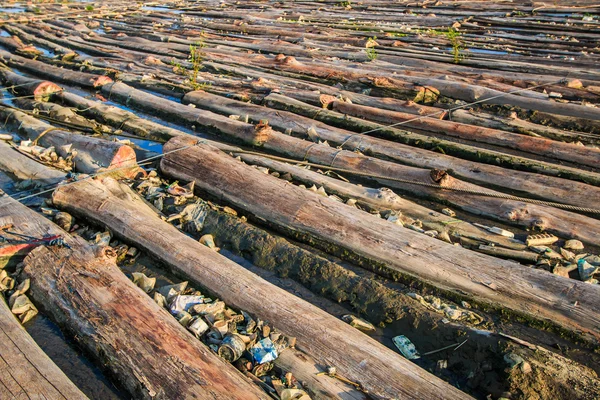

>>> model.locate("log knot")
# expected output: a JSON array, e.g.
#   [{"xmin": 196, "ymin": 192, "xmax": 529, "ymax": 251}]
[{"xmin": 430, "ymin": 169, "xmax": 447, "ymax": 183}]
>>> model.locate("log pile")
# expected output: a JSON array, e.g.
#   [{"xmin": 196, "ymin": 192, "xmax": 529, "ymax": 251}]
[{"xmin": 0, "ymin": 1, "xmax": 599, "ymax": 399}]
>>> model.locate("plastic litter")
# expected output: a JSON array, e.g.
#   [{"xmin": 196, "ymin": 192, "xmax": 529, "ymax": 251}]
[
  {"xmin": 249, "ymin": 338, "xmax": 278, "ymax": 364},
  {"xmin": 392, "ymin": 335, "xmax": 420, "ymax": 360},
  {"xmin": 169, "ymin": 294, "xmax": 206, "ymax": 314}
]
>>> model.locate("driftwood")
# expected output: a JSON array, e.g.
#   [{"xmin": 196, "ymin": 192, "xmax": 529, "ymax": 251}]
[
  {"xmin": 183, "ymin": 90, "xmax": 600, "ymax": 206},
  {"xmin": 0, "ymin": 107, "xmax": 138, "ymax": 177},
  {"xmin": 102, "ymin": 84, "xmax": 600, "ymax": 244},
  {"xmin": 161, "ymin": 136, "xmax": 600, "ymax": 342},
  {"xmin": 0, "ymin": 193, "xmax": 268, "ymax": 400},
  {"xmin": 51, "ymin": 176, "xmax": 468, "ymax": 400},
  {"xmin": 0, "ymin": 49, "xmax": 112, "ymax": 88},
  {"xmin": 0, "ymin": 296, "xmax": 86, "ymax": 399}
]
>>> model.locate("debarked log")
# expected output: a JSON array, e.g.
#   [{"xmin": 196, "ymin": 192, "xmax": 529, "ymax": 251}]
[
  {"xmin": 0, "ymin": 294, "xmax": 86, "ymax": 399},
  {"xmin": 0, "ymin": 193, "xmax": 268, "ymax": 400},
  {"xmin": 160, "ymin": 137, "xmax": 600, "ymax": 343},
  {"xmin": 101, "ymin": 84, "xmax": 600, "ymax": 244},
  {"xmin": 0, "ymin": 49, "xmax": 112, "ymax": 88},
  {"xmin": 0, "ymin": 106, "xmax": 139, "ymax": 177},
  {"xmin": 51, "ymin": 177, "xmax": 469, "ymax": 400}
]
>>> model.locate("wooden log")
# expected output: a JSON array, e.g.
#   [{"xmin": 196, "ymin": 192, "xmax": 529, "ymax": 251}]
[
  {"xmin": 51, "ymin": 176, "xmax": 469, "ymax": 400},
  {"xmin": 0, "ymin": 70, "xmax": 62, "ymax": 101},
  {"xmin": 0, "ymin": 295, "xmax": 87, "ymax": 399},
  {"xmin": 330, "ymin": 99, "xmax": 600, "ymax": 168},
  {"xmin": 0, "ymin": 141, "xmax": 66, "ymax": 188},
  {"xmin": 49, "ymin": 90, "xmax": 527, "ymax": 252},
  {"xmin": 235, "ymin": 153, "xmax": 526, "ymax": 250},
  {"xmin": 0, "ymin": 49, "xmax": 112, "ymax": 88},
  {"xmin": 263, "ymin": 92, "xmax": 600, "ymax": 186},
  {"xmin": 450, "ymin": 109, "xmax": 600, "ymax": 146},
  {"xmin": 160, "ymin": 136, "xmax": 600, "ymax": 342},
  {"xmin": 102, "ymin": 84, "xmax": 600, "ymax": 244},
  {"xmin": 183, "ymin": 90, "xmax": 600, "ymax": 208},
  {"xmin": 407, "ymin": 77, "xmax": 600, "ymax": 121},
  {"xmin": 0, "ymin": 193, "xmax": 268, "ymax": 400},
  {"xmin": 0, "ymin": 107, "xmax": 139, "ymax": 176}
]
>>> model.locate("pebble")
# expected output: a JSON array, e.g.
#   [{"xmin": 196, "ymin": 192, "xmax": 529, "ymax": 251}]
[{"xmin": 564, "ymin": 239, "xmax": 584, "ymax": 250}]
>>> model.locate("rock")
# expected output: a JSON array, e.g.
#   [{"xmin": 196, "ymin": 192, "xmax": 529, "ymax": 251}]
[
  {"xmin": 54, "ymin": 212, "xmax": 74, "ymax": 231},
  {"xmin": 578, "ymin": 259, "xmax": 598, "ymax": 281},
  {"xmin": 564, "ymin": 239, "xmax": 584, "ymax": 250},
  {"xmin": 504, "ymin": 352, "xmax": 524, "ymax": 369}
]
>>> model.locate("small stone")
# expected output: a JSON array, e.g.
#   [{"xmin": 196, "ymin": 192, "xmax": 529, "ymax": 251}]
[
  {"xmin": 54, "ymin": 212, "xmax": 74, "ymax": 231},
  {"xmin": 441, "ymin": 208, "xmax": 456, "ymax": 217},
  {"xmin": 520, "ymin": 361, "xmax": 532, "ymax": 374},
  {"xmin": 564, "ymin": 240, "xmax": 584, "ymax": 250}
]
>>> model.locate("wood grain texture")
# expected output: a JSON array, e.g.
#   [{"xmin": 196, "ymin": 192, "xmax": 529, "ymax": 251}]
[
  {"xmin": 52, "ymin": 177, "xmax": 470, "ymax": 400},
  {"xmin": 160, "ymin": 137, "xmax": 600, "ymax": 342}
]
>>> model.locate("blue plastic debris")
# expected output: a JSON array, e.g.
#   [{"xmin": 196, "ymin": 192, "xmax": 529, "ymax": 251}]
[{"xmin": 249, "ymin": 338, "xmax": 278, "ymax": 364}]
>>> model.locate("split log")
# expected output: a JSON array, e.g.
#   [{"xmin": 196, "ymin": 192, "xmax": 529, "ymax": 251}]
[
  {"xmin": 0, "ymin": 107, "xmax": 139, "ymax": 176},
  {"xmin": 0, "ymin": 49, "xmax": 112, "ymax": 88},
  {"xmin": 329, "ymin": 99, "xmax": 600, "ymax": 168},
  {"xmin": 160, "ymin": 136, "xmax": 600, "ymax": 343},
  {"xmin": 0, "ymin": 296, "xmax": 87, "ymax": 399},
  {"xmin": 52, "ymin": 176, "xmax": 469, "ymax": 400},
  {"xmin": 0, "ymin": 193, "xmax": 268, "ymax": 400}
]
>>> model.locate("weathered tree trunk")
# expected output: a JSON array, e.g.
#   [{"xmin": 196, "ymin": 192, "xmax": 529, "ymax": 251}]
[
  {"xmin": 0, "ymin": 70, "xmax": 62, "ymax": 101},
  {"xmin": 52, "ymin": 176, "xmax": 469, "ymax": 400},
  {"xmin": 160, "ymin": 137, "xmax": 600, "ymax": 343},
  {"xmin": 184, "ymin": 90, "xmax": 600, "ymax": 206},
  {"xmin": 0, "ymin": 49, "xmax": 112, "ymax": 88},
  {"xmin": 329, "ymin": 99, "xmax": 600, "ymax": 168},
  {"xmin": 0, "ymin": 107, "xmax": 139, "ymax": 177},
  {"xmin": 0, "ymin": 295, "xmax": 87, "ymax": 399},
  {"xmin": 0, "ymin": 193, "xmax": 268, "ymax": 400}
]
